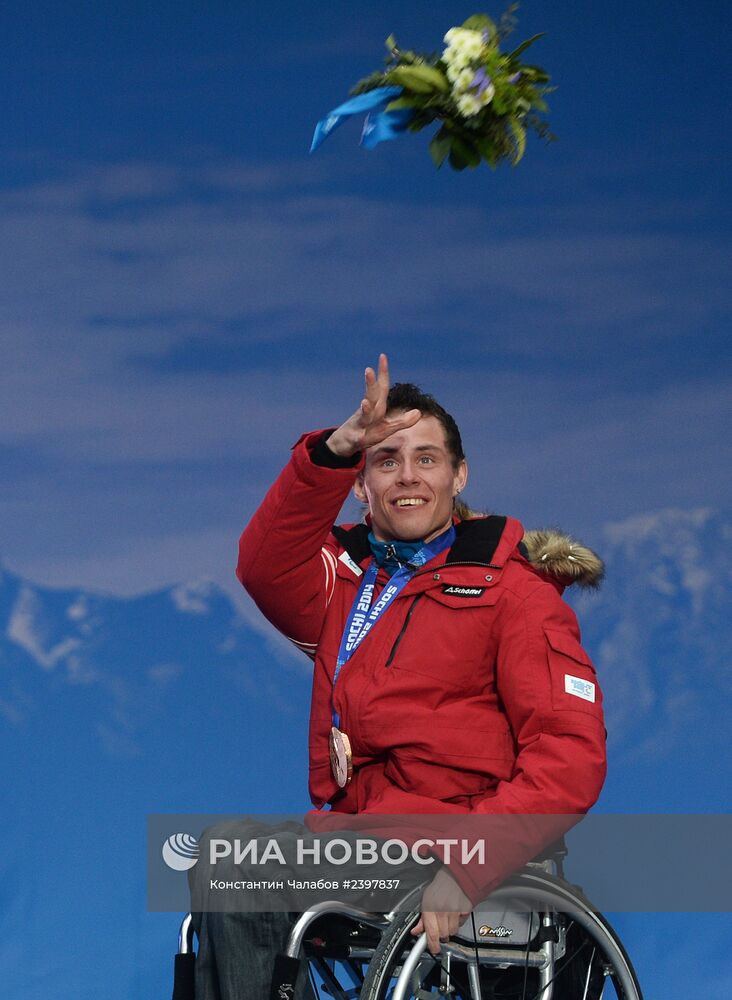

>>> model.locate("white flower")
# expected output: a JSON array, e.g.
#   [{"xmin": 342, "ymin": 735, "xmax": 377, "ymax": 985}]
[
  {"xmin": 452, "ymin": 68, "xmax": 474, "ymax": 93},
  {"xmin": 459, "ymin": 31, "xmax": 484, "ymax": 61},
  {"xmin": 442, "ymin": 28, "xmax": 484, "ymax": 66},
  {"xmin": 443, "ymin": 44, "xmax": 470, "ymax": 71},
  {"xmin": 444, "ymin": 27, "xmax": 482, "ymax": 48},
  {"xmin": 456, "ymin": 93, "xmax": 481, "ymax": 118},
  {"xmin": 477, "ymin": 81, "xmax": 496, "ymax": 106}
]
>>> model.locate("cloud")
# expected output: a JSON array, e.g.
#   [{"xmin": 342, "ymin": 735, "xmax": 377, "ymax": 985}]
[
  {"xmin": 6, "ymin": 586, "xmax": 82, "ymax": 671},
  {"xmin": 1, "ymin": 159, "xmax": 726, "ymax": 361},
  {"xmin": 0, "ymin": 694, "xmax": 28, "ymax": 726},
  {"xmin": 0, "ymin": 156, "xmax": 728, "ymax": 593},
  {"xmin": 146, "ymin": 662, "xmax": 183, "ymax": 685},
  {"xmin": 572, "ymin": 507, "xmax": 732, "ymax": 763},
  {"xmin": 603, "ymin": 508, "xmax": 716, "ymax": 615},
  {"xmin": 94, "ymin": 720, "xmax": 143, "ymax": 758},
  {"xmin": 10, "ymin": 525, "xmax": 242, "ymax": 598},
  {"xmin": 170, "ymin": 580, "xmax": 214, "ymax": 614},
  {"xmin": 3, "ymin": 366, "xmax": 730, "ymax": 595}
]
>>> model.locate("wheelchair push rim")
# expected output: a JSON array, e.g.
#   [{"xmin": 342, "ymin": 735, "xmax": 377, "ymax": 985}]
[{"xmin": 359, "ymin": 870, "xmax": 643, "ymax": 1000}]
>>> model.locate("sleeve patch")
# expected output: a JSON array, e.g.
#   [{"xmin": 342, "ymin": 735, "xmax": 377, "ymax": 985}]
[{"xmin": 564, "ymin": 674, "xmax": 596, "ymax": 703}]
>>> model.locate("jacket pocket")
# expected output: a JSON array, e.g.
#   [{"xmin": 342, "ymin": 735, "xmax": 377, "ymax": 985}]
[
  {"xmin": 384, "ymin": 732, "xmax": 515, "ymax": 800},
  {"xmin": 383, "ymin": 591, "xmax": 496, "ymax": 692},
  {"xmin": 424, "ymin": 585, "xmax": 501, "ymax": 610},
  {"xmin": 543, "ymin": 626, "xmax": 602, "ymax": 718}
]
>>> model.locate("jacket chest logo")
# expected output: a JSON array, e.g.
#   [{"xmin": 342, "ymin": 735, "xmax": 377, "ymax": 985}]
[{"xmin": 441, "ymin": 584, "xmax": 486, "ymax": 598}]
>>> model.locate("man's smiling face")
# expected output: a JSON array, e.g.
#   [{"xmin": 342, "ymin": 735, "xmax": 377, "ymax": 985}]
[{"xmin": 354, "ymin": 413, "xmax": 468, "ymax": 542}]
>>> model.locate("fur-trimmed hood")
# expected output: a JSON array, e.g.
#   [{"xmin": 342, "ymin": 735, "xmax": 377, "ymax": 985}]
[
  {"xmin": 452, "ymin": 502, "xmax": 605, "ymax": 589},
  {"xmin": 521, "ymin": 529, "xmax": 604, "ymax": 589}
]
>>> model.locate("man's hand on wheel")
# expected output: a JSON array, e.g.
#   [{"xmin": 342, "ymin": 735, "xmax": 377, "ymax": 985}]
[
  {"xmin": 411, "ymin": 868, "xmax": 473, "ymax": 957},
  {"xmin": 326, "ymin": 353, "xmax": 421, "ymax": 458}
]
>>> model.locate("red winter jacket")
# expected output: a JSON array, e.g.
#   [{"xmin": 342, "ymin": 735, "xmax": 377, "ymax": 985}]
[{"xmin": 237, "ymin": 430, "xmax": 607, "ymax": 898}]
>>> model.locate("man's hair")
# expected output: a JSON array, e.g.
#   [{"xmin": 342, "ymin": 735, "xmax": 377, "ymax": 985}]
[{"xmin": 386, "ymin": 383, "xmax": 465, "ymax": 467}]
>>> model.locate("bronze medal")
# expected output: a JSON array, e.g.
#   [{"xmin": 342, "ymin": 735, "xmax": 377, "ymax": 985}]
[{"xmin": 329, "ymin": 726, "xmax": 353, "ymax": 788}]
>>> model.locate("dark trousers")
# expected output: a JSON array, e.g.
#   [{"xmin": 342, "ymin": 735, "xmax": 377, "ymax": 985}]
[
  {"xmin": 189, "ymin": 819, "xmax": 427, "ymax": 1000},
  {"xmin": 191, "ymin": 909, "xmax": 315, "ymax": 1000}
]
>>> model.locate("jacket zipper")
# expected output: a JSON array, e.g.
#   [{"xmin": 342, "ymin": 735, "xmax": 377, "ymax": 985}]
[
  {"xmin": 381, "ymin": 560, "xmax": 501, "ymax": 667},
  {"xmin": 385, "ymin": 593, "xmax": 424, "ymax": 667}
]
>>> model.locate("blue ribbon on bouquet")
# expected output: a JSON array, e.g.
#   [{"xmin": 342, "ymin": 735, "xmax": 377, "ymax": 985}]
[{"xmin": 310, "ymin": 86, "xmax": 415, "ymax": 153}]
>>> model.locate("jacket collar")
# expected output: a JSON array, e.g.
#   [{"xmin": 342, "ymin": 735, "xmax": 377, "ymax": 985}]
[{"xmin": 332, "ymin": 515, "xmax": 517, "ymax": 570}]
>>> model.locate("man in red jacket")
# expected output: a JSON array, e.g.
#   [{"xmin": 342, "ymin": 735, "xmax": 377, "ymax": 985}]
[
  {"xmin": 193, "ymin": 354, "xmax": 606, "ymax": 998},
  {"xmin": 236, "ymin": 355, "xmax": 606, "ymax": 941}
]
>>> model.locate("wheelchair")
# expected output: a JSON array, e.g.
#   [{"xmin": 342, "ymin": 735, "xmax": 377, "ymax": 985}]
[{"xmin": 173, "ymin": 849, "xmax": 643, "ymax": 1000}]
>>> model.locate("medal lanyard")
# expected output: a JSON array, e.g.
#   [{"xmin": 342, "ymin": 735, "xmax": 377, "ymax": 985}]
[{"xmin": 331, "ymin": 525, "xmax": 456, "ymax": 728}]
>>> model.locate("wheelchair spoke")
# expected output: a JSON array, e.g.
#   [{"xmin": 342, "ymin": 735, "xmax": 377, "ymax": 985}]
[
  {"xmin": 360, "ymin": 875, "xmax": 642, "ymax": 1000},
  {"xmin": 581, "ymin": 947, "xmax": 597, "ymax": 1000},
  {"xmin": 292, "ymin": 870, "xmax": 643, "ymax": 1000}
]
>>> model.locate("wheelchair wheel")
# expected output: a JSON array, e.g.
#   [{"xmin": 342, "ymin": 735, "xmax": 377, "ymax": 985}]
[{"xmin": 360, "ymin": 870, "xmax": 643, "ymax": 1000}]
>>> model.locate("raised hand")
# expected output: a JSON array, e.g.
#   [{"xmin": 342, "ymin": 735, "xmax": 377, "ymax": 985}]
[{"xmin": 327, "ymin": 354, "xmax": 421, "ymax": 458}]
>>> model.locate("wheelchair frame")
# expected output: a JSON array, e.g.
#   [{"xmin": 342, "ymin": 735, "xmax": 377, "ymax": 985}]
[{"xmin": 175, "ymin": 860, "xmax": 643, "ymax": 1000}]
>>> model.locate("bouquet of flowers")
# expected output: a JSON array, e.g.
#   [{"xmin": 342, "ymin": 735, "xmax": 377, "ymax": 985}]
[{"xmin": 311, "ymin": 7, "xmax": 554, "ymax": 171}]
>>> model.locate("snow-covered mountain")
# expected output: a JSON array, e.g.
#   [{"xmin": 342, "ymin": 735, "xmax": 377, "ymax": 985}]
[
  {"xmin": 0, "ymin": 562, "xmax": 316, "ymax": 1000},
  {"xmin": 1, "ymin": 507, "xmax": 729, "ymax": 1000},
  {"xmin": 1, "ymin": 505, "xmax": 729, "ymax": 808},
  {"xmin": 573, "ymin": 508, "xmax": 731, "ymax": 779},
  {"xmin": 0, "ymin": 567, "xmax": 311, "ymax": 764}
]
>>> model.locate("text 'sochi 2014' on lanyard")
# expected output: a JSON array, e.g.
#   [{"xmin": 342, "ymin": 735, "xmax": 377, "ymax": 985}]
[{"xmin": 329, "ymin": 526, "xmax": 456, "ymax": 787}]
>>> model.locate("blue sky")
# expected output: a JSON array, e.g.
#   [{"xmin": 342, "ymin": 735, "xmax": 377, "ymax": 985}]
[
  {"xmin": 1, "ymin": 1, "xmax": 731, "ymax": 997},
  {"xmin": 1, "ymin": 0, "xmax": 729, "ymax": 596}
]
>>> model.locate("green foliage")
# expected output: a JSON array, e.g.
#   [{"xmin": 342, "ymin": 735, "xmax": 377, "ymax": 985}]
[
  {"xmin": 429, "ymin": 129, "xmax": 452, "ymax": 168},
  {"xmin": 475, "ymin": 134, "xmax": 500, "ymax": 167},
  {"xmin": 346, "ymin": 5, "xmax": 554, "ymax": 172},
  {"xmin": 508, "ymin": 33, "xmax": 545, "ymax": 61},
  {"xmin": 350, "ymin": 70, "xmax": 390, "ymax": 96},
  {"xmin": 508, "ymin": 118, "xmax": 526, "ymax": 163},
  {"xmin": 520, "ymin": 65, "xmax": 551, "ymax": 82},
  {"xmin": 385, "ymin": 96, "xmax": 423, "ymax": 112},
  {"xmin": 386, "ymin": 62, "xmax": 449, "ymax": 93},
  {"xmin": 461, "ymin": 13, "xmax": 497, "ymax": 33},
  {"xmin": 497, "ymin": 3, "xmax": 520, "ymax": 40},
  {"xmin": 449, "ymin": 135, "xmax": 481, "ymax": 170}
]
